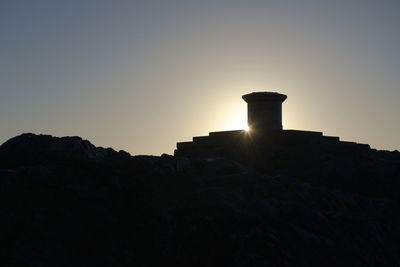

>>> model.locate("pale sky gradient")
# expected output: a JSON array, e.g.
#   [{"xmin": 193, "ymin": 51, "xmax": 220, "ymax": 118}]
[{"xmin": 1, "ymin": 0, "xmax": 399, "ymax": 155}]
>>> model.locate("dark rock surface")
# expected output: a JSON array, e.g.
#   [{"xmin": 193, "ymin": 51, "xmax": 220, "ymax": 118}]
[
  {"xmin": 0, "ymin": 133, "xmax": 131, "ymax": 165},
  {"xmin": 0, "ymin": 133, "xmax": 399, "ymax": 266}
]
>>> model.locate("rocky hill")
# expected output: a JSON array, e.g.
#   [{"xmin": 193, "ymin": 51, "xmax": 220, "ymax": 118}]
[{"xmin": 0, "ymin": 133, "xmax": 399, "ymax": 266}]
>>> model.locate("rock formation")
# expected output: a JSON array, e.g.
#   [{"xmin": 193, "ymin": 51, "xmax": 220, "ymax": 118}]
[{"xmin": 0, "ymin": 132, "xmax": 399, "ymax": 266}]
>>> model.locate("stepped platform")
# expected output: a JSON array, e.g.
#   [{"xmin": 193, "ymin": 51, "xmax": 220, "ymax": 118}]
[{"xmin": 175, "ymin": 129, "xmax": 370, "ymax": 159}]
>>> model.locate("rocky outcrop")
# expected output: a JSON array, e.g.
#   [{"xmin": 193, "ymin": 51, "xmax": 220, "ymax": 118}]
[
  {"xmin": 0, "ymin": 133, "xmax": 130, "ymax": 167},
  {"xmin": 0, "ymin": 133, "xmax": 399, "ymax": 266}
]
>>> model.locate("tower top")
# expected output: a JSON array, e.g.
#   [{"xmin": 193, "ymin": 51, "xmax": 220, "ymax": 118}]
[{"xmin": 242, "ymin": 92, "xmax": 287, "ymax": 103}]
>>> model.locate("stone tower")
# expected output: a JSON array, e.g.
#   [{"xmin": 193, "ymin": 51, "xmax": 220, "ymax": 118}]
[{"xmin": 242, "ymin": 92, "xmax": 287, "ymax": 131}]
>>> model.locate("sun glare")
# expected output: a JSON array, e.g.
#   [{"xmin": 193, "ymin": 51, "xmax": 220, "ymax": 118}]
[
  {"xmin": 245, "ymin": 126, "xmax": 250, "ymax": 131},
  {"xmin": 226, "ymin": 108, "xmax": 248, "ymax": 131}
]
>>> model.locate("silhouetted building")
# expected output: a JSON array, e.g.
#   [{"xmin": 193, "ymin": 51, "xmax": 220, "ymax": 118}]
[
  {"xmin": 174, "ymin": 92, "xmax": 369, "ymax": 163},
  {"xmin": 242, "ymin": 92, "xmax": 287, "ymax": 131}
]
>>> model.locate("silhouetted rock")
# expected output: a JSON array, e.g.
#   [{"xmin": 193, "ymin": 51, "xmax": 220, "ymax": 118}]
[
  {"xmin": 0, "ymin": 133, "xmax": 399, "ymax": 266},
  {"xmin": 0, "ymin": 133, "xmax": 130, "ymax": 168}
]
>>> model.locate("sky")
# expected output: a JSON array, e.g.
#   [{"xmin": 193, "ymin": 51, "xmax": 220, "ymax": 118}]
[{"xmin": 1, "ymin": 0, "xmax": 399, "ymax": 155}]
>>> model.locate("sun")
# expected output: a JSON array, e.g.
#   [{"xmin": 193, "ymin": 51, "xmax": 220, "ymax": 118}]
[
  {"xmin": 226, "ymin": 109, "xmax": 248, "ymax": 131},
  {"xmin": 245, "ymin": 126, "xmax": 250, "ymax": 131}
]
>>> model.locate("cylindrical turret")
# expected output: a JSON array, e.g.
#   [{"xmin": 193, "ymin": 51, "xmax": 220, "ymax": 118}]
[{"xmin": 242, "ymin": 92, "xmax": 287, "ymax": 131}]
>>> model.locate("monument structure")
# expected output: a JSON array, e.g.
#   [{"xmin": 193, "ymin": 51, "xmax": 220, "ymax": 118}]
[
  {"xmin": 242, "ymin": 92, "xmax": 287, "ymax": 131},
  {"xmin": 174, "ymin": 92, "xmax": 369, "ymax": 164}
]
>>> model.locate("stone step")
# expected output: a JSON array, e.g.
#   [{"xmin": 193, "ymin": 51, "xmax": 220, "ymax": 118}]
[
  {"xmin": 176, "ymin": 141, "xmax": 195, "ymax": 150},
  {"xmin": 193, "ymin": 136, "xmax": 210, "ymax": 144},
  {"xmin": 321, "ymin": 136, "xmax": 340, "ymax": 142}
]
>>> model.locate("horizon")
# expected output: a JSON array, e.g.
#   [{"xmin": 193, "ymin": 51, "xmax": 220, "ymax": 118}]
[{"xmin": 1, "ymin": 1, "xmax": 399, "ymax": 155}]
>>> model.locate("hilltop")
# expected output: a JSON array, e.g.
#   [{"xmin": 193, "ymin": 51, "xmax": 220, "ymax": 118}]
[{"xmin": 0, "ymin": 133, "xmax": 399, "ymax": 266}]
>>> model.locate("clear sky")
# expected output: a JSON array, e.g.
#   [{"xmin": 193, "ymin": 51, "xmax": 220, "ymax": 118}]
[{"xmin": 1, "ymin": 0, "xmax": 399, "ymax": 155}]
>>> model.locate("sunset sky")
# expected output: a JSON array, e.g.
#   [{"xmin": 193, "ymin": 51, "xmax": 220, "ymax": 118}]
[{"xmin": 1, "ymin": 0, "xmax": 399, "ymax": 155}]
